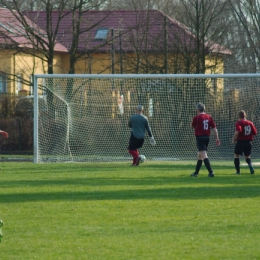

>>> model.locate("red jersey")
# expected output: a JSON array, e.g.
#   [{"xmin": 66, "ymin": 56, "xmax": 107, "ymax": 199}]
[
  {"xmin": 235, "ymin": 119, "xmax": 257, "ymax": 141},
  {"xmin": 192, "ymin": 113, "xmax": 216, "ymax": 136}
]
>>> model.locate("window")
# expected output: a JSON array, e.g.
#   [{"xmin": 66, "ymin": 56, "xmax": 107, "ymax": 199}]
[
  {"xmin": 16, "ymin": 74, "xmax": 23, "ymax": 94},
  {"xmin": 30, "ymin": 75, "xmax": 33, "ymax": 95},
  {"xmin": 0, "ymin": 74, "xmax": 7, "ymax": 93},
  {"xmin": 95, "ymin": 28, "xmax": 109, "ymax": 40},
  {"xmin": 0, "ymin": 77, "xmax": 2, "ymax": 93}
]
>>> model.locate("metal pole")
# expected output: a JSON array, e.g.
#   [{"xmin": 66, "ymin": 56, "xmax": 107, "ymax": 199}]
[
  {"xmin": 33, "ymin": 74, "xmax": 38, "ymax": 163},
  {"xmin": 32, "ymin": 74, "xmax": 260, "ymax": 79},
  {"xmin": 111, "ymin": 28, "xmax": 115, "ymax": 74},
  {"xmin": 119, "ymin": 31, "xmax": 123, "ymax": 74},
  {"xmin": 164, "ymin": 15, "xmax": 168, "ymax": 74}
]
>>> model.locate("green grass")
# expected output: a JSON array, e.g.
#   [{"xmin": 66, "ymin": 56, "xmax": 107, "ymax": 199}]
[{"xmin": 0, "ymin": 161, "xmax": 260, "ymax": 260}]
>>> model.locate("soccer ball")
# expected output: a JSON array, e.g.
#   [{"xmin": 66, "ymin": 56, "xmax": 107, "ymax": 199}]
[{"xmin": 139, "ymin": 155, "xmax": 146, "ymax": 163}]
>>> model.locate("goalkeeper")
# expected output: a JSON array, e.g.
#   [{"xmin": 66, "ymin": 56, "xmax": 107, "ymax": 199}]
[{"xmin": 128, "ymin": 105, "xmax": 155, "ymax": 166}]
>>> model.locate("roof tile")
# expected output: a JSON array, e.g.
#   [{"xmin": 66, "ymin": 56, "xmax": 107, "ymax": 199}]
[
  {"xmin": 0, "ymin": 8, "xmax": 67, "ymax": 52},
  {"xmin": 24, "ymin": 9, "xmax": 231, "ymax": 55},
  {"xmin": 0, "ymin": 8, "xmax": 231, "ymax": 56}
]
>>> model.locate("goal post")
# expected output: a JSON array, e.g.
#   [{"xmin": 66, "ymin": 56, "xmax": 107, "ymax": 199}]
[{"xmin": 33, "ymin": 74, "xmax": 260, "ymax": 163}]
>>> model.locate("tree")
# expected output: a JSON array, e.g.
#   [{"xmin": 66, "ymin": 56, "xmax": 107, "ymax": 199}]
[
  {"xmin": 168, "ymin": 0, "xmax": 230, "ymax": 74},
  {"xmin": 1, "ymin": 0, "xmax": 65, "ymax": 74},
  {"xmin": 227, "ymin": 0, "xmax": 260, "ymax": 73},
  {"xmin": 104, "ymin": 0, "xmax": 152, "ymax": 10},
  {"xmin": 104, "ymin": 0, "xmax": 231, "ymax": 74},
  {"xmin": 0, "ymin": 0, "xmax": 108, "ymax": 75}
]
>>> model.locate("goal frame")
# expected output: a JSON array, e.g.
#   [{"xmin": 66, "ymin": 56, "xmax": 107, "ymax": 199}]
[{"xmin": 33, "ymin": 73, "xmax": 260, "ymax": 163}]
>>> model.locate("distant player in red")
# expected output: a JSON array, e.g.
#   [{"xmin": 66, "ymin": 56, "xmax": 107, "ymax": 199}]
[
  {"xmin": 190, "ymin": 103, "xmax": 220, "ymax": 177},
  {"xmin": 0, "ymin": 130, "xmax": 8, "ymax": 139},
  {"xmin": 233, "ymin": 110, "xmax": 257, "ymax": 174}
]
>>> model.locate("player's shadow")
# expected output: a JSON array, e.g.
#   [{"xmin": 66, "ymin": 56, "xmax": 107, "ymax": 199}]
[
  {"xmin": 1, "ymin": 180, "xmax": 260, "ymax": 203},
  {"xmin": 1, "ymin": 162, "xmax": 259, "ymax": 202},
  {"xmin": 2, "ymin": 170, "xmax": 259, "ymax": 188}
]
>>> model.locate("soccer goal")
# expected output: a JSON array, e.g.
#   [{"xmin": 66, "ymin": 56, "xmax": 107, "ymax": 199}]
[{"xmin": 33, "ymin": 74, "xmax": 260, "ymax": 163}]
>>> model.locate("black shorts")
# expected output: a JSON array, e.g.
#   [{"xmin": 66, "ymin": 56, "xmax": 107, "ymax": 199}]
[
  {"xmin": 234, "ymin": 140, "xmax": 252, "ymax": 156},
  {"xmin": 128, "ymin": 133, "xmax": 144, "ymax": 150},
  {"xmin": 196, "ymin": 136, "xmax": 210, "ymax": 151}
]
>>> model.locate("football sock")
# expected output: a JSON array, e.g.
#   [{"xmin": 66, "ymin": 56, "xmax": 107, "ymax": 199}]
[
  {"xmin": 134, "ymin": 150, "xmax": 139, "ymax": 164},
  {"xmin": 246, "ymin": 158, "xmax": 252, "ymax": 166},
  {"xmin": 195, "ymin": 160, "xmax": 203, "ymax": 174},
  {"xmin": 128, "ymin": 149, "xmax": 139, "ymax": 164},
  {"xmin": 204, "ymin": 158, "xmax": 213, "ymax": 173},
  {"xmin": 234, "ymin": 158, "xmax": 240, "ymax": 173}
]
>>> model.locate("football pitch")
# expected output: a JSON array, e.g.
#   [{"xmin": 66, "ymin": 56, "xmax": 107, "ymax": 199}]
[{"xmin": 0, "ymin": 161, "xmax": 260, "ymax": 260}]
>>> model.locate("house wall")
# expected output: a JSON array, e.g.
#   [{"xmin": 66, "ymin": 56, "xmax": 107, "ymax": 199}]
[
  {"xmin": 52, "ymin": 53, "xmax": 112, "ymax": 74},
  {"xmin": 0, "ymin": 50, "xmax": 12, "ymax": 93},
  {"xmin": 54, "ymin": 53, "xmax": 69, "ymax": 74},
  {"xmin": 12, "ymin": 51, "xmax": 48, "ymax": 94},
  {"xmin": 75, "ymin": 54, "xmax": 111, "ymax": 74},
  {"xmin": 0, "ymin": 49, "xmax": 12, "ymax": 73},
  {"xmin": 104, "ymin": 53, "xmax": 225, "ymax": 75},
  {"xmin": 205, "ymin": 56, "xmax": 224, "ymax": 74},
  {"xmin": 0, "ymin": 50, "xmax": 69, "ymax": 94},
  {"xmin": 0, "ymin": 49, "xmax": 226, "ymax": 94}
]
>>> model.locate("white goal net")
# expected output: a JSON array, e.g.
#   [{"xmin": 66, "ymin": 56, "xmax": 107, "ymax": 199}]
[{"xmin": 34, "ymin": 74, "xmax": 260, "ymax": 163}]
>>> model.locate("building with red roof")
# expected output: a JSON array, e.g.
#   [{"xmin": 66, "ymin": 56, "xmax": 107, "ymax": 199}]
[{"xmin": 0, "ymin": 9, "xmax": 231, "ymax": 93}]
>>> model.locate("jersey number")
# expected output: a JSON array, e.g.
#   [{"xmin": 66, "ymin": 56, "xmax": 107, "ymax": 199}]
[
  {"xmin": 244, "ymin": 125, "xmax": 251, "ymax": 135},
  {"xmin": 203, "ymin": 120, "xmax": 209, "ymax": 130}
]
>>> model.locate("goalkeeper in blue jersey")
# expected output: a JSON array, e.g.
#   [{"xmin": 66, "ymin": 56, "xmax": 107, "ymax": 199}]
[{"xmin": 128, "ymin": 105, "xmax": 155, "ymax": 166}]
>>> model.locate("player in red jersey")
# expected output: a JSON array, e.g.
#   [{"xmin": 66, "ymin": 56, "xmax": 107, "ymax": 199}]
[
  {"xmin": 232, "ymin": 110, "xmax": 257, "ymax": 174},
  {"xmin": 190, "ymin": 103, "xmax": 220, "ymax": 177}
]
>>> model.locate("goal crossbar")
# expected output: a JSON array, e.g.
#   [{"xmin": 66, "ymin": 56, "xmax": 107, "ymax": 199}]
[{"xmin": 34, "ymin": 73, "xmax": 260, "ymax": 79}]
